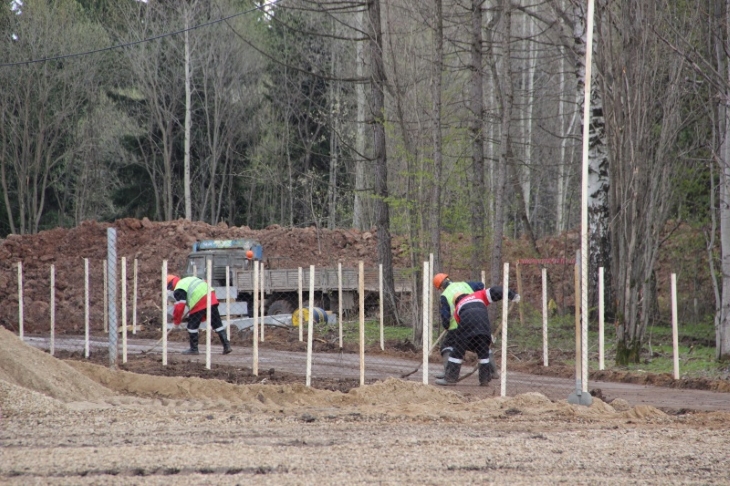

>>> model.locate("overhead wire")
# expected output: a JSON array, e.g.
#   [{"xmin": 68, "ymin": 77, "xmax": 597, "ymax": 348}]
[{"xmin": 0, "ymin": 0, "xmax": 283, "ymax": 68}]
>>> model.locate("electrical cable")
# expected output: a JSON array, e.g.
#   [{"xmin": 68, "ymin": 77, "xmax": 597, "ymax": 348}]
[{"xmin": 0, "ymin": 0, "xmax": 283, "ymax": 68}]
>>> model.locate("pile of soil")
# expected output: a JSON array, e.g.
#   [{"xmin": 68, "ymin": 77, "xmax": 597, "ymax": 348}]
[
  {"xmin": 1, "ymin": 217, "xmax": 724, "ymax": 395},
  {"xmin": 0, "ymin": 219, "xmax": 417, "ymax": 334}
]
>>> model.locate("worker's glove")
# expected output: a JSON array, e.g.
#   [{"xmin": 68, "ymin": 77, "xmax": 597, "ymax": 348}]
[{"xmin": 512, "ymin": 293, "xmax": 521, "ymax": 303}]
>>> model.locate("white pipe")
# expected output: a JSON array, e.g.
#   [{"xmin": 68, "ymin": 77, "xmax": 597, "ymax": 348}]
[
  {"xmin": 429, "ymin": 253, "xmax": 434, "ymax": 348},
  {"xmin": 17, "ymin": 262, "xmax": 23, "ymax": 341},
  {"xmin": 671, "ymin": 273, "xmax": 680, "ymax": 379},
  {"xmin": 500, "ymin": 262, "xmax": 509, "ymax": 397},
  {"xmin": 162, "ymin": 260, "xmax": 168, "ymax": 366},
  {"xmin": 379, "ymin": 263, "xmax": 384, "ymax": 350},
  {"xmin": 306, "ymin": 265, "xmax": 315, "ymax": 386},
  {"xmin": 253, "ymin": 260, "xmax": 259, "ymax": 376},
  {"xmin": 84, "ymin": 259, "xmax": 89, "ymax": 358},
  {"xmin": 50, "ymin": 264, "xmax": 55, "ymax": 356},
  {"xmin": 580, "ymin": 0, "xmax": 596, "ymax": 396},
  {"xmin": 338, "ymin": 263, "xmax": 343, "ymax": 348},
  {"xmin": 122, "ymin": 257, "xmax": 127, "ymax": 364},
  {"xmin": 359, "ymin": 261, "xmax": 365, "ymax": 386},
  {"xmin": 133, "ymin": 259, "xmax": 138, "ymax": 335},
  {"xmin": 298, "ymin": 267, "xmax": 304, "ymax": 342},
  {"xmin": 542, "ymin": 267, "xmax": 548, "ymax": 366},
  {"xmin": 260, "ymin": 262, "xmax": 265, "ymax": 342},
  {"xmin": 599, "ymin": 266, "xmax": 605, "ymax": 370},
  {"xmin": 103, "ymin": 259, "xmax": 108, "ymax": 333},
  {"xmin": 226, "ymin": 265, "xmax": 231, "ymax": 340},
  {"xmin": 206, "ymin": 259, "xmax": 212, "ymax": 370},
  {"xmin": 422, "ymin": 261, "xmax": 430, "ymax": 384}
]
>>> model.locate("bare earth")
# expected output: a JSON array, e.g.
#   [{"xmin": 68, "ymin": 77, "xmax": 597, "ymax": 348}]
[
  {"xmin": 2, "ymin": 220, "xmax": 730, "ymax": 484},
  {"xmin": 2, "ymin": 328, "xmax": 730, "ymax": 485}
]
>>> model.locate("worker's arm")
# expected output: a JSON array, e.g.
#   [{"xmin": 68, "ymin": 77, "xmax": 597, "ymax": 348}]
[
  {"xmin": 439, "ymin": 295, "xmax": 451, "ymax": 330},
  {"xmin": 172, "ymin": 289, "xmax": 188, "ymax": 325},
  {"xmin": 484, "ymin": 286, "xmax": 519, "ymax": 304}
]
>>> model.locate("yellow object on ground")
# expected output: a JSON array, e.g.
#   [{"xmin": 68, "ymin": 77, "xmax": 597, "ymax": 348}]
[{"xmin": 292, "ymin": 307, "xmax": 327, "ymax": 327}]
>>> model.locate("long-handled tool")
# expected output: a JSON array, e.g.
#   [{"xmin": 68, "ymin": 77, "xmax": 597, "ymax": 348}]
[
  {"xmin": 400, "ymin": 329, "xmax": 447, "ymax": 378},
  {"xmin": 141, "ymin": 327, "xmax": 174, "ymax": 354},
  {"xmin": 142, "ymin": 309, "xmax": 189, "ymax": 355}
]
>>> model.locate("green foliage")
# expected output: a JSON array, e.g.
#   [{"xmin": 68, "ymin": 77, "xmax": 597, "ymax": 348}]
[
  {"xmin": 337, "ymin": 319, "xmax": 412, "ymax": 346},
  {"xmin": 510, "ymin": 305, "xmax": 726, "ymax": 379}
]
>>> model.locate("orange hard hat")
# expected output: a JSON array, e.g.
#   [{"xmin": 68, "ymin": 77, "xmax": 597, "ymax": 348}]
[
  {"xmin": 246, "ymin": 250, "xmax": 254, "ymax": 259},
  {"xmin": 166, "ymin": 274, "xmax": 180, "ymax": 290},
  {"xmin": 433, "ymin": 273, "xmax": 449, "ymax": 290}
]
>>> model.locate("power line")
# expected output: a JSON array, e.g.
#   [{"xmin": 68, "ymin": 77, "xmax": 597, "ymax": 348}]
[{"xmin": 0, "ymin": 1, "xmax": 282, "ymax": 68}]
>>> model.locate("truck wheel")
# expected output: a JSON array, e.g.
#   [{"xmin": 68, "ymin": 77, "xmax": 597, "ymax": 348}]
[{"xmin": 267, "ymin": 299, "xmax": 294, "ymax": 315}]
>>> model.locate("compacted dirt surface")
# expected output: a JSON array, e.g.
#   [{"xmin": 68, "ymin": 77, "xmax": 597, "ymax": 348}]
[
  {"xmin": 2, "ymin": 327, "xmax": 730, "ymax": 485},
  {"xmin": 2, "ymin": 219, "xmax": 730, "ymax": 484}
]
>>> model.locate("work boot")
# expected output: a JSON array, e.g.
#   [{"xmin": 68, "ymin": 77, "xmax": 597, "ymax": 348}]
[
  {"xmin": 435, "ymin": 350, "xmax": 451, "ymax": 380},
  {"xmin": 435, "ymin": 361, "xmax": 461, "ymax": 386},
  {"xmin": 182, "ymin": 332, "xmax": 199, "ymax": 355},
  {"xmin": 479, "ymin": 362, "xmax": 493, "ymax": 386},
  {"xmin": 217, "ymin": 330, "xmax": 232, "ymax": 355}
]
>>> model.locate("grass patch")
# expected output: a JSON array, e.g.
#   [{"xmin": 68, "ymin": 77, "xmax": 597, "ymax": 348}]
[
  {"xmin": 322, "ymin": 319, "xmax": 414, "ymax": 346},
  {"xmin": 504, "ymin": 306, "xmax": 728, "ymax": 379}
]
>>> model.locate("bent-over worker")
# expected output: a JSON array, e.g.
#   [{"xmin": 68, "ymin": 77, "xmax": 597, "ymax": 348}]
[{"xmin": 167, "ymin": 274, "xmax": 232, "ymax": 355}]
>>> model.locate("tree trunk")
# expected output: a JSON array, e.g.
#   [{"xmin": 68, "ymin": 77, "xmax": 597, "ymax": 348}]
[
  {"xmin": 354, "ymin": 8, "xmax": 371, "ymax": 231},
  {"xmin": 490, "ymin": 0, "xmax": 512, "ymax": 287},
  {"xmin": 470, "ymin": 0, "xmax": 486, "ymax": 280},
  {"xmin": 368, "ymin": 0, "xmax": 398, "ymax": 325},
  {"xmin": 717, "ymin": 0, "xmax": 730, "ymax": 360},
  {"xmin": 430, "ymin": 0, "xmax": 444, "ymax": 273}
]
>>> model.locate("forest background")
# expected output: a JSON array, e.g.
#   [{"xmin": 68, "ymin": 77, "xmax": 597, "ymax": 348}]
[{"xmin": 2, "ymin": 0, "xmax": 730, "ymax": 365}]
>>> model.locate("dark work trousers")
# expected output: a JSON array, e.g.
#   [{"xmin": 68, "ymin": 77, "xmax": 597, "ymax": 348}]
[{"xmin": 186, "ymin": 304, "xmax": 224, "ymax": 334}]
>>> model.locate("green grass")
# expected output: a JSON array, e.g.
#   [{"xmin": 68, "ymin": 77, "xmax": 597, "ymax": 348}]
[
  {"xmin": 501, "ymin": 307, "xmax": 727, "ymax": 379},
  {"xmin": 312, "ymin": 318, "xmax": 414, "ymax": 347}
]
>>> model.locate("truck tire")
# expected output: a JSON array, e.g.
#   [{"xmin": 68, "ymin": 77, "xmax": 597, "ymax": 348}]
[{"xmin": 267, "ymin": 299, "xmax": 294, "ymax": 316}]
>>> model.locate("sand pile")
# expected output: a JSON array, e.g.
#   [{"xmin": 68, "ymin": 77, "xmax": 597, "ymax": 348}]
[
  {"xmin": 0, "ymin": 327, "xmax": 113, "ymax": 403},
  {"xmin": 0, "ymin": 326, "xmax": 665, "ymax": 421}
]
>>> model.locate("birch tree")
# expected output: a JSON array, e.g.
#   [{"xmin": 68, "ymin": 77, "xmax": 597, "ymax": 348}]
[{"xmin": 597, "ymin": 0, "xmax": 690, "ymax": 363}]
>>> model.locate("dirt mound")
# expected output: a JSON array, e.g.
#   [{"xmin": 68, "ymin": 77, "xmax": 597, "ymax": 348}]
[
  {"xmin": 0, "ymin": 327, "xmax": 113, "ymax": 402},
  {"xmin": 0, "ymin": 218, "xmax": 411, "ymax": 334},
  {"xmin": 0, "ymin": 379, "xmax": 66, "ymax": 418}
]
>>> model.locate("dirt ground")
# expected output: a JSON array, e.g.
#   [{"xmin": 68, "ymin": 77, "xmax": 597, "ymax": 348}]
[
  {"xmin": 2, "ymin": 328, "xmax": 730, "ymax": 485},
  {"xmin": 2, "ymin": 219, "xmax": 730, "ymax": 483}
]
